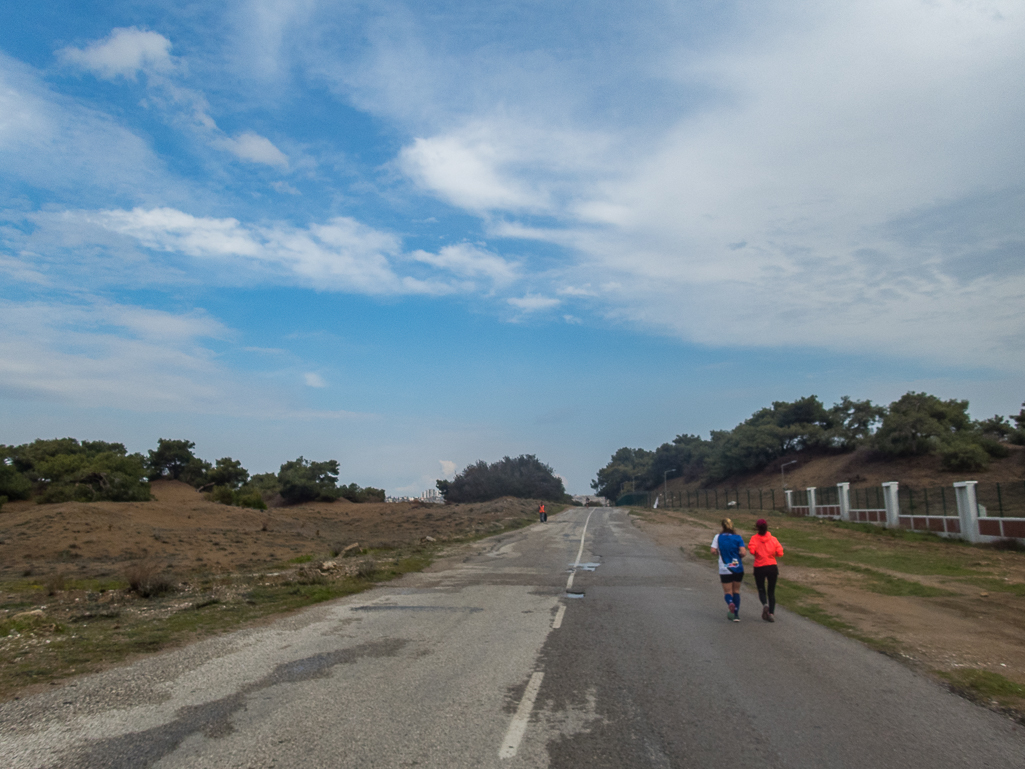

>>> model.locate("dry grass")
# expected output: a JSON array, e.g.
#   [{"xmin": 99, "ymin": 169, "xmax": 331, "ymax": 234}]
[{"xmin": 123, "ymin": 561, "xmax": 177, "ymax": 598}]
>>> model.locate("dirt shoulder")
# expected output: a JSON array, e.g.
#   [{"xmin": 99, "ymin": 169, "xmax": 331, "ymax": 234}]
[{"xmin": 632, "ymin": 506, "xmax": 1025, "ymax": 721}]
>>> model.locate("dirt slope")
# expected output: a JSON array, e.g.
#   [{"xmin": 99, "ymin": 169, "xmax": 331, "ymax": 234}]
[
  {"xmin": 0, "ymin": 481, "xmax": 545, "ymax": 582},
  {"xmin": 666, "ymin": 445, "xmax": 1025, "ymax": 495}
]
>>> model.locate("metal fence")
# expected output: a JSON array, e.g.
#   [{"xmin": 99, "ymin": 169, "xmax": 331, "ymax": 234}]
[
  {"xmin": 899, "ymin": 486, "xmax": 959, "ymax": 517},
  {"xmin": 626, "ymin": 481, "xmax": 1025, "ymax": 520},
  {"xmin": 975, "ymin": 482, "xmax": 1025, "ymax": 518},
  {"xmin": 849, "ymin": 485, "xmax": 885, "ymax": 511},
  {"xmin": 648, "ymin": 488, "xmax": 785, "ymax": 511}
]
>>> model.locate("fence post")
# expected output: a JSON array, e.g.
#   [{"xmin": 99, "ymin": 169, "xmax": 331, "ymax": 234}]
[
  {"xmin": 882, "ymin": 482, "xmax": 900, "ymax": 528},
  {"xmin": 953, "ymin": 481, "xmax": 980, "ymax": 544},
  {"xmin": 808, "ymin": 487, "xmax": 817, "ymax": 517},
  {"xmin": 784, "ymin": 489, "xmax": 793, "ymax": 512},
  {"xmin": 837, "ymin": 482, "xmax": 851, "ymax": 522}
]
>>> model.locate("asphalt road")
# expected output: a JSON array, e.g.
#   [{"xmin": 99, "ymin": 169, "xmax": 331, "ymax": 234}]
[{"xmin": 1, "ymin": 507, "xmax": 1022, "ymax": 768}]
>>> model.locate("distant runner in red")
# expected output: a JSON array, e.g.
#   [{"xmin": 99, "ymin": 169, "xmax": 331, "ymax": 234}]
[
  {"xmin": 539, "ymin": 503, "xmax": 547, "ymax": 523},
  {"xmin": 748, "ymin": 518, "xmax": 784, "ymax": 622}
]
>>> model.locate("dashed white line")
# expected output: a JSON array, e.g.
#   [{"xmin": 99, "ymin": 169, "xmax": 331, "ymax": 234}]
[
  {"xmin": 552, "ymin": 604, "xmax": 566, "ymax": 629},
  {"xmin": 499, "ymin": 671, "xmax": 545, "ymax": 759},
  {"xmin": 565, "ymin": 509, "xmax": 595, "ymax": 591}
]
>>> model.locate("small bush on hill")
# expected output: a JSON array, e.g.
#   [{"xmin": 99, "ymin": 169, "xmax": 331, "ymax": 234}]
[{"xmin": 939, "ymin": 439, "xmax": 989, "ymax": 472}]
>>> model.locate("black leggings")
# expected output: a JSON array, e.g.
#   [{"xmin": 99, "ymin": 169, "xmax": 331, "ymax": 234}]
[{"xmin": 754, "ymin": 565, "xmax": 779, "ymax": 613}]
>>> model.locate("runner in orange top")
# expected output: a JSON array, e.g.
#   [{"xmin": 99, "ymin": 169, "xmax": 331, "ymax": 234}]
[{"xmin": 748, "ymin": 518, "xmax": 784, "ymax": 622}]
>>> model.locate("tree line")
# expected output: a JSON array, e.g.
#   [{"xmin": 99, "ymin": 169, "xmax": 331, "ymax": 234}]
[
  {"xmin": 0, "ymin": 438, "xmax": 384, "ymax": 511},
  {"xmin": 592, "ymin": 393, "xmax": 1025, "ymax": 500}
]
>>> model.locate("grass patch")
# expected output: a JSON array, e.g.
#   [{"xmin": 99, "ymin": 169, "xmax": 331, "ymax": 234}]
[
  {"xmin": 287, "ymin": 554, "xmax": 314, "ymax": 564},
  {"xmin": 689, "ymin": 544, "xmax": 716, "ymax": 562},
  {"xmin": 951, "ymin": 577, "xmax": 1025, "ymax": 596},
  {"xmin": 938, "ymin": 669, "xmax": 1025, "ymax": 706}
]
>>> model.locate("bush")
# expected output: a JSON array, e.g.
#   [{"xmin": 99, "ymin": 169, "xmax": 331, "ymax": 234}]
[
  {"xmin": 977, "ymin": 437, "xmax": 1010, "ymax": 459},
  {"xmin": 939, "ymin": 440, "xmax": 989, "ymax": 472},
  {"xmin": 442, "ymin": 455, "xmax": 565, "ymax": 503},
  {"xmin": 236, "ymin": 490, "xmax": 267, "ymax": 509},
  {"xmin": 0, "ymin": 463, "xmax": 31, "ymax": 501},
  {"xmin": 278, "ymin": 457, "xmax": 340, "ymax": 504},
  {"xmin": 124, "ymin": 562, "xmax": 177, "ymax": 598},
  {"xmin": 207, "ymin": 485, "xmax": 236, "ymax": 505}
]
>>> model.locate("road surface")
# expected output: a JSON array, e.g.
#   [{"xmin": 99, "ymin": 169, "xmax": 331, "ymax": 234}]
[{"xmin": 1, "ymin": 507, "xmax": 1022, "ymax": 767}]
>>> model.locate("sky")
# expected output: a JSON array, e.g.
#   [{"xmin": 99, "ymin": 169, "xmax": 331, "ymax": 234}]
[{"xmin": 1, "ymin": 1, "xmax": 1023, "ymax": 495}]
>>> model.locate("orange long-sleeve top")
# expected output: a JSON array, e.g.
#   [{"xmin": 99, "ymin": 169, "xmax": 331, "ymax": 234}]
[{"xmin": 748, "ymin": 532, "xmax": 784, "ymax": 567}]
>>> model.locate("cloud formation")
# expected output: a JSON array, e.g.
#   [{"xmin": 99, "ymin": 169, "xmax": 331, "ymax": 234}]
[
  {"xmin": 384, "ymin": 0, "xmax": 1025, "ymax": 369},
  {"xmin": 59, "ymin": 27, "xmax": 174, "ymax": 80},
  {"xmin": 214, "ymin": 131, "xmax": 290, "ymax": 169}
]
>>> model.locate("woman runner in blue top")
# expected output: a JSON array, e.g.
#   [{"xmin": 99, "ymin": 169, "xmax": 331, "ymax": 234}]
[{"xmin": 711, "ymin": 518, "xmax": 748, "ymax": 621}]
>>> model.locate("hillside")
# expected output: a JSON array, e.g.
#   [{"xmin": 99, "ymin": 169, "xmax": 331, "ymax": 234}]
[
  {"xmin": 0, "ymin": 480, "xmax": 545, "ymax": 582},
  {"xmin": 663, "ymin": 445, "xmax": 1025, "ymax": 495}
]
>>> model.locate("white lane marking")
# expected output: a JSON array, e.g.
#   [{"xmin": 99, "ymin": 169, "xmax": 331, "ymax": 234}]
[
  {"xmin": 565, "ymin": 509, "xmax": 596, "ymax": 591},
  {"xmin": 552, "ymin": 604, "xmax": 566, "ymax": 629},
  {"xmin": 499, "ymin": 671, "xmax": 545, "ymax": 759}
]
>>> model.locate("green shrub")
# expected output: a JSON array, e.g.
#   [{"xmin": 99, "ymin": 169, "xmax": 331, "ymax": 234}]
[
  {"xmin": 236, "ymin": 490, "xmax": 267, "ymax": 509},
  {"xmin": 442, "ymin": 454, "xmax": 565, "ymax": 503},
  {"xmin": 939, "ymin": 440, "xmax": 989, "ymax": 472},
  {"xmin": 977, "ymin": 437, "xmax": 1010, "ymax": 459},
  {"xmin": 0, "ymin": 462, "xmax": 32, "ymax": 501},
  {"xmin": 207, "ymin": 485, "xmax": 236, "ymax": 505}
]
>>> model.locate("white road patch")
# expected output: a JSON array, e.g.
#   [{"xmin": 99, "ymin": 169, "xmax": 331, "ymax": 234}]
[
  {"xmin": 553, "ymin": 604, "xmax": 567, "ymax": 629},
  {"xmin": 499, "ymin": 671, "xmax": 545, "ymax": 759}
]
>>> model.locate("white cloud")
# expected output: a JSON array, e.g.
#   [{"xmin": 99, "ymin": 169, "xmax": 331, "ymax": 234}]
[
  {"xmin": 59, "ymin": 27, "xmax": 174, "ymax": 80},
  {"xmin": 214, "ymin": 131, "xmax": 290, "ymax": 169},
  {"xmin": 55, "ymin": 207, "xmax": 470, "ymax": 296},
  {"xmin": 389, "ymin": 1, "xmax": 1025, "ymax": 369},
  {"xmin": 0, "ymin": 298, "xmax": 368, "ymax": 418},
  {"xmin": 0, "ymin": 53, "xmax": 177, "ymax": 199},
  {"xmin": 507, "ymin": 295, "xmax": 560, "ymax": 313},
  {"xmin": 411, "ymin": 243, "xmax": 518, "ymax": 285},
  {"xmin": 399, "ymin": 120, "xmax": 615, "ymax": 214},
  {"xmin": 304, "ymin": 372, "xmax": 327, "ymax": 388},
  {"xmin": 439, "ymin": 460, "xmax": 456, "ymax": 478}
]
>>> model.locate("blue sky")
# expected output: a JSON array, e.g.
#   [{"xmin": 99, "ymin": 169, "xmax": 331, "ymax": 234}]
[{"xmin": 2, "ymin": 1, "xmax": 1023, "ymax": 495}]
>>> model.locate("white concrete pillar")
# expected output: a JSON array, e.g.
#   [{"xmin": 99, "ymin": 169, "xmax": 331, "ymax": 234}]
[
  {"xmin": 954, "ymin": 481, "xmax": 980, "ymax": 544},
  {"xmin": 784, "ymin": 489, "xmax": 793, "ymax": 512},
  {"xmin": 837, "ymin": 482, "xmax": 851, "ymax": 522},
  {"xmin": 882, "ymin": 482, "xmax": 900, "ymax": 528},
  {"xmin": 808, "ymin": 487, "xmax": 818, "ymax": 517}
]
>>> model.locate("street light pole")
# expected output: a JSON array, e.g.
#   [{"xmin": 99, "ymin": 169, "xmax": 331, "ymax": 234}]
[{"xmin": 781, "ymin": 460, "xmax": 797, "ymax": 491}]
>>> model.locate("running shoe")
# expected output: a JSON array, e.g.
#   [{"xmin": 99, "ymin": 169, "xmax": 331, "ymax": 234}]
[
  {"xmin": 733, "ymin": 615, "xmax": 740, "ymax": 622},
  {"xmin": 761, "ymin": 605, "xmax": 771, "ymax": 622},
  {"xmin": 727, "ymin": 604, "xmax": 736, "ymax": 621},
  {"xmin": 767, "ymin": 613, "xmax": 775, "ymax": 622}
]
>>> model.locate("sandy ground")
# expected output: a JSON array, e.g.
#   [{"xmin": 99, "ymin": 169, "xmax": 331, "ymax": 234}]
[
  {"xmin": 0, "ymin": 481, "xmax": 544, "ymax": 582},
  {"xmin": 633, "ymin": 508, "xmax": 1025, "ymax": 704}
]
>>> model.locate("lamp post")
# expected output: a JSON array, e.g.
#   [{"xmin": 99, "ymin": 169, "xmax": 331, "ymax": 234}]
[
  {"xmin": 664, "ymin": 468, "xmax": 677, "ymax": 507},
  {"xmin": 781, "ymin": 460, "xmax": 797, "ymax": 491}
]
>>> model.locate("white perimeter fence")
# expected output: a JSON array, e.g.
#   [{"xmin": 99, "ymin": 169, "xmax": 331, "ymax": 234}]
[{"xmin": 785, "ymin": 481, "xmax": 1025, "ymax": 544}]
